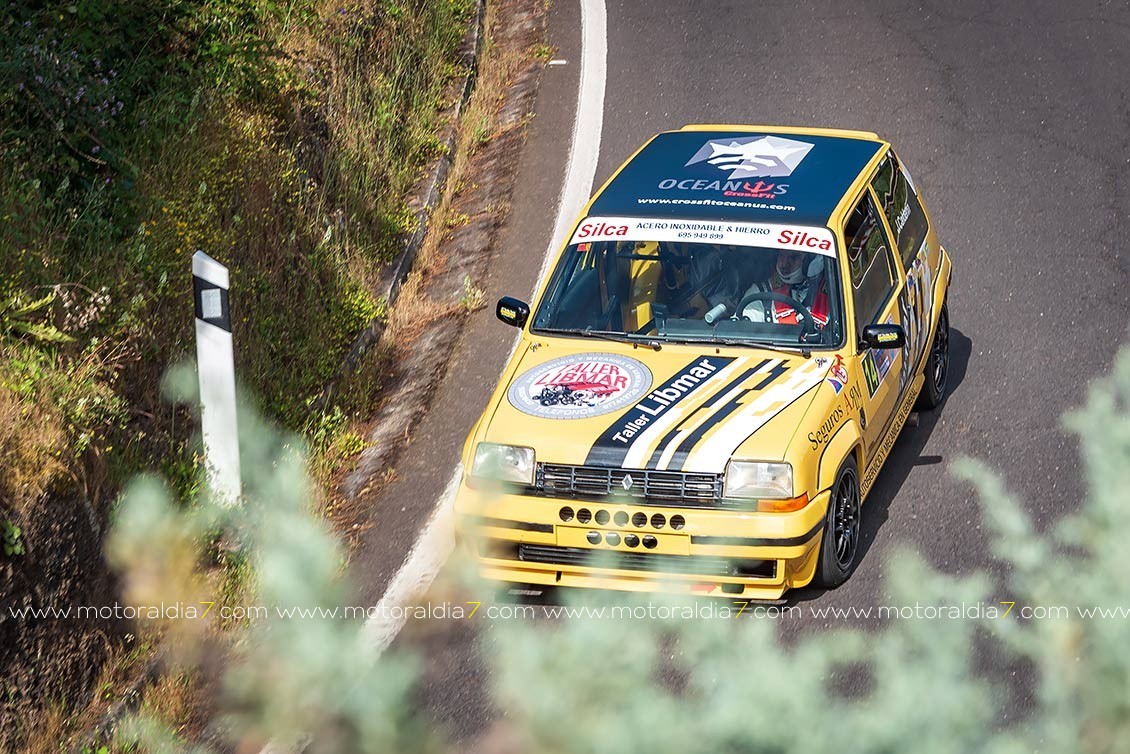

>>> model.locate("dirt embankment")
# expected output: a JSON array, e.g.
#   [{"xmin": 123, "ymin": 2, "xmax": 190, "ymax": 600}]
[{"xmin": 1, "ymin": 494, "xmax": 123, "ymax": 747}]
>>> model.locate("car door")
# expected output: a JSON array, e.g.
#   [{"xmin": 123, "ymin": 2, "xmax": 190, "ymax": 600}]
[
  {"xmin": 843, "ymin": 189, "xmax": 905, "ymax": 460},
  {"xmin": 872, "ymin": 150, "xmax": 935, "ymax": 381}
]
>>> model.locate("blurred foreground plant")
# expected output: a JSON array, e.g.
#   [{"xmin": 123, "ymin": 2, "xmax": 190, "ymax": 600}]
[
  {"xmin": 107, "ymin": 365, "xmax": 436, "ymax": 753},
  {"xmin": 106, "ymin": 349, "xmax": 1130, "ymax": 752}
]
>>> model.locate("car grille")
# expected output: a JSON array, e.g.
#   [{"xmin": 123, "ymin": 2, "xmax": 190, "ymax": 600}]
[
  {"xmin": 509, "ymin": 543, "xmax": 776, "ymax": 579},
  {"xmin": 530, "ymin": 463, "xmax": 728, "ymax": 508}
]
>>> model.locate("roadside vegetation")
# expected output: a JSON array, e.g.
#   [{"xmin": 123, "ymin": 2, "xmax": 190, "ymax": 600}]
[
  {"xmin": 101, "ymin": 350, "xmax": 1130, "ymax": 749},
  {"xmin": 1, "ymin": 0, "xmax": 472, "ymax": 746},
  {"xmin": 1, "ymin": 0, "xmax": 472, "ymax": 511}
]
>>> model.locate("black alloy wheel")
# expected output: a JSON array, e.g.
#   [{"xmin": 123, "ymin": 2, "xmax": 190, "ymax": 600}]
[
  {"xmin": 917, "ymin": 302, "xmax": 949, "ymax": 409},
  {"xmin": 814, "ymin": 456, "xmax": 862, "ymax": 588}
]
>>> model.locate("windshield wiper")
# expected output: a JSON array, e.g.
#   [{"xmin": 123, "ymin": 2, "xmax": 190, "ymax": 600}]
[
  {"xmin": 717, "ymin": 338, "xmax": 812, "ymax": 357},
  {"xmin": 664, "ymin": 335, "xmax": 812, "ymax": 358},
  {"xmin": 541, "ymin": 328, "xmax": 662, "ymax": 351}
]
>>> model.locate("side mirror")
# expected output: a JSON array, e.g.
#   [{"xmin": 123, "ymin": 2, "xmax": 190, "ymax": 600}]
[
  {"xmin": 496, "ymin": 296, "xmax": 530, "ymax": 328},
  {"xmin": 860, "ymin": 323, "xmax": 905, "ymax": 350}
]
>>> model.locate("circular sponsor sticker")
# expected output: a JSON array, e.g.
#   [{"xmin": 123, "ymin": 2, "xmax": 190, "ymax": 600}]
[{"xmin": 507, "ymin": 352, "xmax": 653, "ymax": 419}]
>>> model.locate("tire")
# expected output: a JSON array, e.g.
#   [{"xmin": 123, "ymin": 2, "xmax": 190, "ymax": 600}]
[
  {"xmin": 916, "ymin": 302, "xmax": 950, "ymax": 410},
  {"xmin": 813, "ymin": 456, "xmax": 862, "ymax": 589}
]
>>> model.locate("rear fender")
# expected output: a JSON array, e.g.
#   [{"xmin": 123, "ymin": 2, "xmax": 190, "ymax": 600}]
[{"xmin": 929, "ymin": 247, "xmax": 953, "ymax": 335}]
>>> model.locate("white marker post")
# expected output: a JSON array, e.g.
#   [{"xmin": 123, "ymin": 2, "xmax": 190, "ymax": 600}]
[{"xmin": 192, "ymin": 251, "xmax": 241, "ymax": 506}]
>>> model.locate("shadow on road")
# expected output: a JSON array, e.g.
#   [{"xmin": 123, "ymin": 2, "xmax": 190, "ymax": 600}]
[{"xmin": 789, "ymin": 326, "xmax": 973, "ymax": 606}]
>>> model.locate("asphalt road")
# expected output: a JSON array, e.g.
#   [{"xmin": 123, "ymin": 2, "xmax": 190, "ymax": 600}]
[{"xmin": 364, "ymin": 0, "xmax": 1130, "ymax": 743}]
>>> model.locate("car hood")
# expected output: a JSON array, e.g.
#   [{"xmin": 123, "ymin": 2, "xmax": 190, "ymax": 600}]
[{"xmin": 479, "ymin": 339, "xmax": 834, "ymax": 473}]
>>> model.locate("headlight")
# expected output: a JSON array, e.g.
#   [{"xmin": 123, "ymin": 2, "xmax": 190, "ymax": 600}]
[
  {"xmin": 724, "ymin": 461, "xmax": 793, "ymax": 500},
  {"xmin": 471, "ymin": 443, "xmax": 535, "ymax": 486}
]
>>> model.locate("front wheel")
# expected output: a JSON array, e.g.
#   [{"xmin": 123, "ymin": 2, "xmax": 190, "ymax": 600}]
[
  {"xmin": 917, "ymin": 302, "xmax": 949, "ymax": 410},
  {"xmin": 813, "ymin": 456, "xmax": 862, "ymax": 589}
]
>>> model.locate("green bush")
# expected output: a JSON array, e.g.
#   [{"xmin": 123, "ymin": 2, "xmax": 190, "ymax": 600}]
[{"xmin": 100, "ymin": 348, "xmax": 1130, "ymax": 751}]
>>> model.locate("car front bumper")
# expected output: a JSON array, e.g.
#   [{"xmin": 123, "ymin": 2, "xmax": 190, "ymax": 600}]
[{"xmin": 453, "ymin": 478, "xmax": 829, "ymax": 601}]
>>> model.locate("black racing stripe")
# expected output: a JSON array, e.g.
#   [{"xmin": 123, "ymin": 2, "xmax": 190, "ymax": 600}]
[
  {"xmin": 645, "ymin": 424, "xmax": 692, "ymax": 470},
  {"xmin": 687, "ymin": 384, "xmax": 822, "ymax": 472},
  {"xmin": 470, "ymin": 516, "xmax": 554, "ymax": 533},
  {"xmin": 751, "ymin": 360, "xmax": 789, "ymax": 390},
  {"xmin": 666, "ymin": 389, "xmax": 753, "ymax": 471},
  {"xmin": 643, "ymin": 363, "xmax": 767, "ymax": 470},
  {"xmin": 691, "ymin": 519, "xmax": 824, "ymax": 547},
  {"xmin": 584, "ymin": 356, "xmax": 734, "ymax": 468},
  {"xmin": 665, "ymin": 360, "xmax": 791, "ymax": 471},
  {"xmin": 702, "ymin": 360, "xmax": 770, "ymax": 409}
]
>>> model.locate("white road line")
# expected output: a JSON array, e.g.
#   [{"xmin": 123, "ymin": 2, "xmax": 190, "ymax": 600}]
[
  {"xmin": 535, "ymin": 0, "xmax": 607, "ymax": 294},
  {"xmin": 360, "ymin": 0, "xmax": 608, "ymax": 653},
  {"xmin": 360, "ymin": 468, "xmax": 459, "ymax": 651},
  {"xmin": 262, "ymin": 471, "xmax": 462, "ymax": 753}
]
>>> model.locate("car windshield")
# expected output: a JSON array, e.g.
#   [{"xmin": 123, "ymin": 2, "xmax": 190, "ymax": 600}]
[{"xmin": 532, "ymin": 217, "xmax": 845, "ymax": 348}]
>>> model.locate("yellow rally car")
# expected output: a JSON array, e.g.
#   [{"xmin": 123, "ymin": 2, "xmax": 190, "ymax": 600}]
[{"xmin": 454, "ymin": 125, "xmax": 952, "ymax": 600}]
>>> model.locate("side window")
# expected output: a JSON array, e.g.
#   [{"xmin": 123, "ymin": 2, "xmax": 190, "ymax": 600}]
[
  {"xmin": 844, "ymin": 192, "xmax": 896, "ymax": 332},
  {"xmin": 872, "ymin": 151, "xmax": 929, "ymax": 266}
]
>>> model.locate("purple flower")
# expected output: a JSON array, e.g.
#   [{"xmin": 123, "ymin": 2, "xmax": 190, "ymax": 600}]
[{"xmin": 92, "ymin": 145, "xmax": 100, "ymax": 154}]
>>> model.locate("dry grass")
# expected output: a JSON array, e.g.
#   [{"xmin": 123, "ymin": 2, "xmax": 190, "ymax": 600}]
[
  {"xmin": 22, "ymin": 664, "xmax": 211, "ymax": 754},
  {"xmin": 384, "ymin": 0, "xmax": 532, "ymax": 346},
  {"xmin": 18, "ymin": 640, "xmax": 154, "ymax": 754},
  {"xmin": 0, "ymin": 353, "xmax": 67, "ymax": 516},
  {"xmin": 17, "ymin": 705, "xmax": 72, "ymax": 754},
  {"xmin": 16, "ymin": 556, "xmax": 252, "ymax": 752},
  {"xmin": 385, "ymin": 270, "xmax": 461, "ymax": 344},
  {"xmin": 130, "ymin": 667, "xmax": 213, "ymax": 748}
]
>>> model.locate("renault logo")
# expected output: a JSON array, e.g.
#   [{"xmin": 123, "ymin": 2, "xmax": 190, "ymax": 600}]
[{"xmin": 621, "ymin": 474, "xmax": 635, "ymax": 490}]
